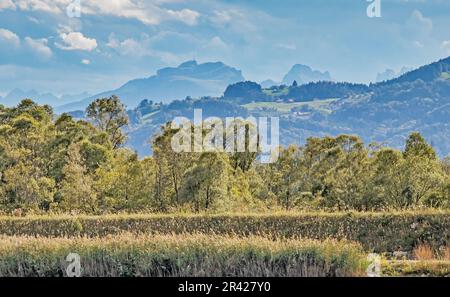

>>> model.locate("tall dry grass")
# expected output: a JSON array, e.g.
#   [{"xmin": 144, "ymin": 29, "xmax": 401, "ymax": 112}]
[
  {"xmin": 0, "ymin": 233, "xmax": 366, "ymax": 277},
  {"xmin": 0, "ymin": 210, "xmax": 448, "ymax": 252},
  {"xmin": 413, "ymin": 244, "xmax": 435, "ymax": 260}
]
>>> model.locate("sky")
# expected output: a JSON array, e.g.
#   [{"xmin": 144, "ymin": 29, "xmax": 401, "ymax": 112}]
[{"xmin": 0, "ymin": 0, "xmax": 450, "ymax": 96}]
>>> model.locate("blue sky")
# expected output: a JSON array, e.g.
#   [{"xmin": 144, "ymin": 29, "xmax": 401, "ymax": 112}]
[{"xmin": 0, "ymin": 0, "xmax": 449, "ymax": 96}]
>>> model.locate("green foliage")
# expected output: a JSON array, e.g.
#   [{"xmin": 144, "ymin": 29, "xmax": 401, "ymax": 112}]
[
  {"xmin": 180, "ymin": 152, "xmax": 230, "ymax": 211},
  {"xmin": 86, "ymin": 95, "xmax": 129, "ymax": 149},
  {"xmin": 382, "ymin": 260, "xmax": 450, "ymax": 277},
  {"xmin": 0, "ymin": 98, "xmax": 448, "ymax": 214},
  {"xmin": 286, "ymin": 81, "xmax": 369, "ymax": 101},
  {"xmin": 0, "ymin": 100, "xmax": 114, "ymax": 213},
  {"xmin": 59, "ymin": 144, "xmax": 97, "ymax": 213},
  {"xmin": 224, "ymin": 81, "xmax": 268, "ymax": 104},
  {"xmin": 256, "ymin": 133, "xmax": 448, "ymax": 211},
  {"xmin": 2, "ymin": 161, "xmax": 55, "ymax": 212},
  {"xmin": 404, "ymin": 132, "xmax": 437, "ymax": 160},
  {"xmin": 95, "ymin": 150, "xmax": 156, "ymax": 212}
]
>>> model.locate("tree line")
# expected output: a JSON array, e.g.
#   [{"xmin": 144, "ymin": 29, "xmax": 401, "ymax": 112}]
[{"xmin": 0, "ymin": 97, "xmax": 449, "ymax": 215}]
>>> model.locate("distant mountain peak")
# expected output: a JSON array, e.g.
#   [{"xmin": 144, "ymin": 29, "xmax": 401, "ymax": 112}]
[
  {"xmin": 282, "ymin": 64, "xmax": 332, "ymax": 85},
  {"xmin": 376, "ymin": 67, "xmax": 413, "ymax": 82},
  {"xmin": 378, "ymin": 56, "xmax": 450, "ymax": 85},
  {"xmin": 57, "ymin": 60, "xmax": 245, "ymax": 112},
  {"xmin": 290, "ymin": 64, "xmax": 313, "ymax": 72},
  {"xmin": 178, "ymin": 60, "xmax": 198, "ymax": 68},
  {"xmin": 260, "ymin": 79, "xmax": 279, "ymax": 88},
  {"xmin": 155, "ymin": 60, "xmax": 241, "ymax": 79}
]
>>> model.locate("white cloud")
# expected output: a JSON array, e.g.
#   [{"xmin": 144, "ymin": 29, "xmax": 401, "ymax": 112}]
[
  {"xmin": 56, "ymin": 32, "xmax": 97, "ymax": 51},
  {"xmin": 24, "ymin": 36, "xmax": 52, "ymax": 58},
  {"xmin": 0, "ymin": 0, "xmax": 16, "ymax": 10},
  {"xmin": 81, "ymin": 0, "xmax": 160, "ymax": 25},
  {"xmin": 413, "ymin": 41, "xmax": 424, "ymax": 48},
  {"xmin": 210, "ymin": 10, "xmax": 232, "ymax": 24},
  {"xmin": 207, "ymin": 8, "xmax": 281, "ymax": 46},
  {"xmin": 276, "ymin": 43, "xmax": 297, "ymax": 51},
  {"xmin": 27, "ymin": 16, "xmax": 40, "ymax": 24},
  {"xmin": 106, "ymin": 33, "xmax": 181, "ymax": 63},
  {"xmin": 199, "ymin": 36, "xmax": 231, "ymax": 61},
  {"xmin": 442, "ymin": 40, "xmax": 450, "ymax": 54},
  {"xmin": 201, "ymin": 36, "xmax": 229, "ymax": 53},
  {"xmin": 106, "ymin": 33, "xmax": 120, "ymax": 49},
  {"xmin": 81, "ymin": 59, "xmax": 90, "ymax": 65},
  {"xmin": 209, "ymin": 9, "xmax": 255, "ymax": 31},
  {"xmin": 410, "ymin": 9, "xmax": 433, "ymax": 31},
  {"xmin": 3, "ymin": 0, "xmax": 200, "ymax": 26},
  {"xmin": 107, "ymin": 33, "xmax": 152, "ymax": 57},
  {"xmin": 208, "ymin": 36, "xmax": 227, "ymax": 49},
  {"xmin": 15, "ymin": 0, "xmax": 62, "ymax": 14},
  {"xmin": 83, "ymin": 1, "xmax": 200, "ymax": 26},
  {"xmin": 0, "ymin": 28, "xmax": 20, "ymax": 47},
  {"xmin": 165, "ymin": 8, "xmax": 199, "ymax": 26}
]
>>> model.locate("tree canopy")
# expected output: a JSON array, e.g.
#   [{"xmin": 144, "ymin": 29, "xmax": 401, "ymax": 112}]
[{"xmin": 0, "ymin": 98, "xmax": 448, "ymax": 215}]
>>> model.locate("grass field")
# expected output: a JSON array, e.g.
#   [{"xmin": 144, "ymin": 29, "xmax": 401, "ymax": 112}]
[
  {"xmin": 243, "ymin": 99, "xmax": 337, "ymax": 114},
  {"xmin": 0, "ymin": 234, "xmax": 366, "ymax": 277},
  {"xmin": 440, "ymin": 71, "xmax": 450, "ymax": 80},
  {"xmin": 0, "ymin": 211, "xmax": 448, "ymax": 277},
  {"xmin": 0, "ymin": 211, "xmax": 448, "ymax": 252},
  {"xmin": 262, "ymin": 87, "xmax": 290, "ymax": 97}
]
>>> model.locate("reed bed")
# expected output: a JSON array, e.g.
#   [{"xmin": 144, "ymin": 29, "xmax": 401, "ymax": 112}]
[
  {"xmin": 0, "ymin": 233, "xmax": 366, "ymax": 277},
  {"xmin": 0, "ymin": 211, "xmax": 448, "ymax": 252}
]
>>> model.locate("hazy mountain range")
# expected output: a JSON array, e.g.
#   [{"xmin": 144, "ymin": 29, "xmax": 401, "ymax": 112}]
[
  {"xmin": 122, "ymin": 56, "xmax": 450, "ymax": 157},
  {"xmin": 376, "ymin": 67, "xmax": 413, "ymax": 82},
  {"xmin": 55, "ymin": 60, "xmax": 245, "ymax": 112},
  {"xmin": 1, "ymin": 61, "xmax": 336, "ymax": 111},
  {"xmin": 58, "ymin": 61, "xmax": 336, "ymax": 112},
  {"xmin": 2, "ymin": 56, "xmax": 450, "ymax": 158},
  {"xmin": 0, "ymin": 89, "xmax": 91, "ymax": 107}
]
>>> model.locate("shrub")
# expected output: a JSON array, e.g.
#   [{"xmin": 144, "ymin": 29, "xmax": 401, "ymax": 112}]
[{"xmin": 382, "ymin": 260, "xmax": 450, "ymax": 277}]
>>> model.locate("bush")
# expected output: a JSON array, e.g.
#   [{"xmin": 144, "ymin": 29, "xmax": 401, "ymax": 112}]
[
  {"xmin": 0, "ymin": 211, "xmax": 448, "ymax": 252},
  {"xmin": 382, "ymin": 260, "xmax": 450, "ymax": 277},
  {"xmin": 0, "ymin": 234, "xmax": 366, "ymax": 277}
]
